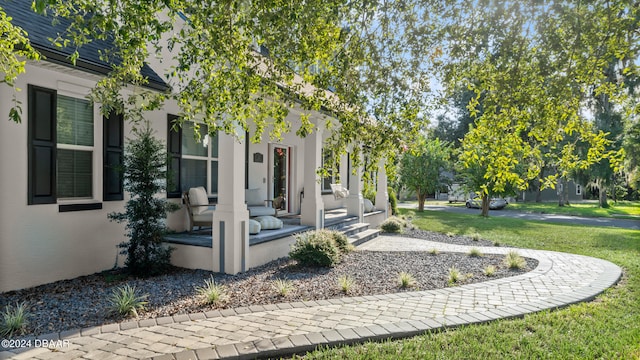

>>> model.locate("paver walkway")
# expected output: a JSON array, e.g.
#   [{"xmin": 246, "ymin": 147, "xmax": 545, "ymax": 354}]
[{"xmin": 1, "ymin": 236, "xmax": 621, "ymax": 360}]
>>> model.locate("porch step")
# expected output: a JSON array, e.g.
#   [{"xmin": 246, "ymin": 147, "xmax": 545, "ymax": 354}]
[
  {"xmin": 324, "ymin": 215, "xmax": 359, "ymax": 230},
  {"xmin": 339, "ymin": 222, "xmax": 370, "ymax": 237},
  {"xmin": 348, "ymin": 228, "xmax": 381, "ymax": 247}
]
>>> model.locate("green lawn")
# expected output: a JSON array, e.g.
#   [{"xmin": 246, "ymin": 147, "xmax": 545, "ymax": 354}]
[
  {"xmin": 297, "ymin": 210, "xmax": 640, "ymax": 359},
  {"xmin": 505, "ymin": 201, "xmax": 640, "ymax": 219}
]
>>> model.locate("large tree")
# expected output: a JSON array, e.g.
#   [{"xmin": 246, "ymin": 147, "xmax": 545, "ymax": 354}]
[{"xmin": 437, "ymin": 0, "xmax": 637, "ymax": 209}]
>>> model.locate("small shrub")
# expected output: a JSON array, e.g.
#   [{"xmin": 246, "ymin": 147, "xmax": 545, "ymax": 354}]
[
  {"xmin": 0, "ymin": 302, "xmax": 30, "ymax": 337},
  {"xmin": 398, "ymin": 272, "xmax": 417, "ymax": 288},
  {"xmin": 446, "ymin": 232, "xmax": 455, "ymax": 237},
  {"xmin": 484, "ymin": 265, "xmax": 497, "ymax": 276},
  {"xmin": 469, "ymin": 232, "xmax": 482, "ymax": 241},
  {"xmin": 429, "ymin": 248, "xmax": 440, "ymax": 255},
  {"xmin": 380, "ymin": 218, "xmax": 403, "ymax": 233},
  {"xmin": 504, "ymin": 251, "xmax": 527, "ymax": 269},
  {"xmin": 448, "ymin": 266, "xmax": 462, "ymax": 285},
  {"xmin": 493, "ymin": 241, "xmax": 501, "ymax": 247},
  {"xmin": 327, "ymin": 230, "xmax": 353, "ymax": 254},
  {"xmin": 195, "ymin": 277, "xmax": 228, "ymax": 305},
  {"xmin": 468, "ymin": 248, "xmax": 483, "ymax": 257},
  {"xmin": 272, "ymin": 279, "xmax": 295, "ymax": 297},
  {"xmin": 290, "ymin": 230, "xmax": 343, "ymax": 267},
  {"xmin": 107, "ymin": 285, "xmax": 148, "ymax": 317},
  {"xmin": 338, "ymin": 275, "xmax": 356, "ymax": 294}
]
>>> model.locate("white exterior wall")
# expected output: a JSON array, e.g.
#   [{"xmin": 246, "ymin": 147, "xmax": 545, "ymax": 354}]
[{"xmin": 0, "ymin": 63, "xmax": 172, "ymax": 292}]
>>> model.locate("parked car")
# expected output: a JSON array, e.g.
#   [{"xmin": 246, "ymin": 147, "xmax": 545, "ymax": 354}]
[{"xmin": 465, "ymin": 197, "xmax": 508, "ymax": 210}]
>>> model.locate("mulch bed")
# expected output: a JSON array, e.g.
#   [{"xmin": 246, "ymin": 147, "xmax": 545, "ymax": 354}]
[{"xmin": 0, "ymin": 230, "xmax": 536, "ymax": 337}]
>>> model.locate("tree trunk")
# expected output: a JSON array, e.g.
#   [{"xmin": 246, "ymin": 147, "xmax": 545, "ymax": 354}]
[
  {"xmin": 557, "ymin": 178, "xmax": 565, "ymax": 207},
  {"xmin": 563, "ymin": 178, "xmax": 570, "ymax": 206},
  {"xmin": 598, "ymin": 179, "xmax": 609, "ymax": 208},
  {"xmin": 417, "ymin": 191, "xmax": 426, "ymax": 211},
  {"xmin": 535, "ymin": 176, "xmax": 543, "ymax": 203},
  {"xmin": 481, "ymin": 193, "xmax": 490, "ymax": 217}
]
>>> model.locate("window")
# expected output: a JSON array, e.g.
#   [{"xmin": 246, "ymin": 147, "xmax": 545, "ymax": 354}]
[
  {"xmin": 28, "ymin": 85, "xmax": 123, "ymax": 205},
  {"xmin": 321, "ymin": 149, "xmax": 339, "ymax": 193},
  {"xmin": 167, "ymin": 116, "xmax": 219, "ymax": 198},
  {"xmin": 56, "ymin": 95, "xmax": 94, "ymax": 199}
]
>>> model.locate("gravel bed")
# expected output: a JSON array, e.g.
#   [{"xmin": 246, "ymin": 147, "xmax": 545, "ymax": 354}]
[{"xmin": 1, "ymin": 231, "xmax": 536, "ymax": 337}]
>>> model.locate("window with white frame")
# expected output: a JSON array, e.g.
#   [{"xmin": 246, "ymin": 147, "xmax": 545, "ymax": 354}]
[
  {"xmin": 167, "ymin": 117, "xmax": 219, "ymax": 198},
  {"xmin": 56, "ymin": 95, "xmax": 94, "ymax": 199},
  {"xmin": 28, "ymin": 85, "xmax": 122, "ymax": 206}
]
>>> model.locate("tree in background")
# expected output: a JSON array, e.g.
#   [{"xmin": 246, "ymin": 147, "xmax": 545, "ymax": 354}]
[
  {"xmin": 398, "ymin": 137, "xmax": 451, "ymax": 211},
  {"xmin": 109, "ymin": 125, "xmax": 179, "ymax": 277},
  {"xmin": 438, "ymin": 1, "xmax": 635, "ymax": 209}
]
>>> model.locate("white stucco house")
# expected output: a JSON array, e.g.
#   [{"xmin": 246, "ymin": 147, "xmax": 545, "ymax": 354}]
[{"xmin": 0, "ymin": 2, "xmax": 388, "ymax": 293}]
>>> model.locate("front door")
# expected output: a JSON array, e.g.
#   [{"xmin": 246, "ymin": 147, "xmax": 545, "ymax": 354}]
[{"xmin": 271, "ymin": 145, "xmax": 290, "ymax": 214}]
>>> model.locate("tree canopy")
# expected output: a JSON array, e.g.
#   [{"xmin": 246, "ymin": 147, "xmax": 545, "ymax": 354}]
[
  {"xmin": 437, "ymin": 0, "xmax": 637, "ymax": 201},
  {"xmin": 10, "ymin": 0, "xmax": 436, "ymax": 170},
  {"xmin": 1, "ymin": 0, "xmax": 638, "ymax": 183}
]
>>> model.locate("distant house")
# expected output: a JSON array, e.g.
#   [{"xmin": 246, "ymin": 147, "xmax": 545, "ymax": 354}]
[
  {"xmin": 0, "ymin": 2, "xmax": 388, "ymax": 292},
  {"xmin": 520, "ymin": 180, "xmax": 585, "ymax": 203}
]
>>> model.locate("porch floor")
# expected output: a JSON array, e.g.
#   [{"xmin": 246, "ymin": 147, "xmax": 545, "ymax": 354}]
[{"xmin": 164, "ymin": 208, "xmax": 353, "ymax": 248}]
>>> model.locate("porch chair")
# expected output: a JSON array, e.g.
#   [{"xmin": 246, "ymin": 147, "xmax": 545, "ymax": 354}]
[
  {"xmin": 330, "ymin": 183, "xmax": 350, "ymax": 200},
  {"xmin": 183, "ymin": 187, "xmax": 216, "ymax": 233},
  {"xmin": 245, "ymin": 188, "xmax": 278, "ymax": 217}
]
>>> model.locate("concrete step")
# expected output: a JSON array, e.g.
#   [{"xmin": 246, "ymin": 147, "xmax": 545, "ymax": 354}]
[
  {"xmin": 339, "ymin": 223, "xmax": 370, "ymax": 237},
  {"xmin": 324, "ymin": 216, "xmax": 359, "ymax": 230},
  {"xmin": 348, "ymin": 228, "xmax": 381, "ymax": 247}
]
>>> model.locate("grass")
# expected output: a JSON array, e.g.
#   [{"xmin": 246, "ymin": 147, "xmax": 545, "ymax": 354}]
[
  {"xmin": 272, "ymin": 278, "xmax": 295, "ymax": 297},
  {"xmin": 397, "ymin": 272, "xmax": 417, "ymax": 288},
  {"xmin": 107, "ymin": 284, "xmax": 148, "ymax": 318},
  {"xmin": 299, "ymin": 209, "xmax": 640, "ymax": 359},
  {"xmin": 195, "ymin": 277, "xmax": 228, "ymax": 305},
  {"xmin": 448, "ymin": 266, "xmax": 461, "ymax": 285},
  {"xmin": 506, "ymin": 200, "xmax": 640, "ymax": 219},
  {"xmin": 503, "ymin": 251, "xmax": 526, "ymax": 269},
  {"xmin": 468, "ymin": 248, "xmax": 483, "ymax": 257},
  {"xmin": 338, "ymin": 275, "xmax": 356, "ymax": 294},
  {"xmin": 483, "ymin": 265, "xmax": 497, "ymax": 277},
  {"xmin": 0, "ymin": 302, "xmax": 30, "ymax": 337}
]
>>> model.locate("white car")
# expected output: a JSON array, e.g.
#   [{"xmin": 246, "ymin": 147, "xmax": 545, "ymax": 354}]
[{"xmin": 465, "ymin": 197, "xmax": 508, "ymax": 210}]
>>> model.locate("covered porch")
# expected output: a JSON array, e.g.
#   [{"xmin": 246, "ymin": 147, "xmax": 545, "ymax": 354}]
[{"xmin": 164, "ymin": 110, "xmax": 389, "ymax": 274}]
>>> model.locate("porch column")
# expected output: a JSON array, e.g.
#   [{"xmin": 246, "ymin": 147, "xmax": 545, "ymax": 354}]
[
  {"xmin": 347, "ymin": 149, "xmax": 364, "ymax": 222},
  {"xmin": 212, "ymin": 130, "xmax": 250, "ymax": 274},
  {"xmin": 300, "ymin": 121, "xmax": 324, "ymax": 229},
  {"xmin": 375, "ymin": 157, "xmax": 389, "ymax": 217}
]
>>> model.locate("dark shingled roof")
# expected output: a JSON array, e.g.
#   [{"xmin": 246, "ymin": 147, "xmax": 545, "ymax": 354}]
[{"xmin": 2, "ymin": 0, "xmax": 168, "ymax": 91}]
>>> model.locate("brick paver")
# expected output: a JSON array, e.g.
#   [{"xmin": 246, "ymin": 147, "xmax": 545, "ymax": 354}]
[{"xmin": 0, "ymin": 236, "xmax": 622, "ymax": 359}]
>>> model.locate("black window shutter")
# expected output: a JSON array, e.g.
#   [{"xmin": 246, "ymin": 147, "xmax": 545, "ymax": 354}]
[
  {"xmin": 167, "ymin": 114, "xmax": 181, "ymax": 198},
  {"xmin": 103, "ymin": 111, "xmax": 124, "ymax": 201},
  {"xmin": 28, "ymin": 85, "xmax": 57, "ymax": 205}
]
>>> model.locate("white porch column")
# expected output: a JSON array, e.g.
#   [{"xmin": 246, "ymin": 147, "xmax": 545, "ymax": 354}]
[
  {"xmin": 347, "ymin": 150, "xmax": 364, "ymax": 222},
  {"xmin": 212, "ymin": 130, "xmax": 250, "ymax": 274},
  {"xmin": 375, "ymin": 158, "xmax": 389, "ymax": 217},
  {"xmin": 300, "ymin": 122, "xmax": 324, "ymax": 229}
]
